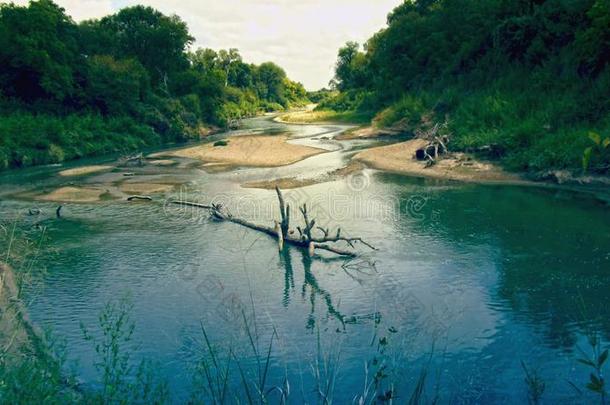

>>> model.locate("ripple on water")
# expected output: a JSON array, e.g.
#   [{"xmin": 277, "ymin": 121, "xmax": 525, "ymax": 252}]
[{"xmin": 5, "ymin": 117, "xmax": 610, "ymax": 402}]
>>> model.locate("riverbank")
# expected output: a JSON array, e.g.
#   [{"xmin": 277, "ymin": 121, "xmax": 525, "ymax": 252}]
[
  {"xmin": 5, "ymin": 116, "xmax": 609, "ymax": 205},
  {"xmin": 353, "ymin": 139, "xmax": 532, "ymax": 185},
  {"xmin": 273, "ymin": 115, "xmax": 533, "ymax": 185},
  {"xmin": 275, "ymin": 109, "xmax": 369, "ymax": 125},
  {"xmin": 335, "ymin": 125, "xmax": 403, "ymax": 140},
  {"xmin": 242, "ymin": 161, "xmax": 366, "ymax": 189},
  {"xmin": 0, "ymin": 262, "xmax": 66, "ymax": 383},
  {"xmin": 0, "ymin": 263, "xmax": 33, "ymax": 358},
  {"xmin": 151, "ymin": 134, "xmax": 326, "ymax": 168}
]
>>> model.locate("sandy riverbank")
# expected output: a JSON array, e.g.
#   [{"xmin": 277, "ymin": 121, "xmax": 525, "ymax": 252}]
[
  {"xmin": 153, "ymin": 134, "xmax": 326, "ymax": 168},
  {"xmin": 36, "ymin": 186, "xmax": 113, "ymax": 203},
  {"xmin": 335, "ymin": 125, "xmax": 403, "ymax": 140},
  {"xmin": 242, "ymin": 161, "xmax": 366, "ymax": 189},
  {"xmin": 58, "ymin": 165, "xmax": 114, "ymax": 177},
  {"xmin": 354, "ymin": 139, "xmax": 531, "ymax": 184},
  {"xmin": 274, "ymin": 108, "xmax": 365, "ymax": 126}
]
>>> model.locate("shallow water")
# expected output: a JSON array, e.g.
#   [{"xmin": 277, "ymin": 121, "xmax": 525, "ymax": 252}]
[{"xmin": 2, "ymin": 116, "xmax": 610, "ymax": 403}]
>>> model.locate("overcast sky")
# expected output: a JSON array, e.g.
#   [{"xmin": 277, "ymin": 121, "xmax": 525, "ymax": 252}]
[{"xmin": 13, "ymin": 0, "xmax": 402, "ymax": 89}]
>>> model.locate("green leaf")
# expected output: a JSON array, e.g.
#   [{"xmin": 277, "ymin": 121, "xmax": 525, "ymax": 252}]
[
  {"xmin": 587, "ymin": 373, "xmax": 604, "ymax": 393},
  {"xmin": 586, "ymin": 382, "xmax": 602, "ymax": 393},
  {"xmin": 583, "ymin": 147, "xmax": 593, "ymax": 171},
  {"xmin": 603, "ymin": 138, "xmax": 610, "ymax": 149},
  {"xmin": 599, "ymin": 349, "xmax": 608, "ymax": 367},
  {"xmin": 589, "ymin": 132, "xmax": 601, "ymax": 146},
  {"xmin": 577, "ymin": 358, "xmax": 596, "ymax": 367}
]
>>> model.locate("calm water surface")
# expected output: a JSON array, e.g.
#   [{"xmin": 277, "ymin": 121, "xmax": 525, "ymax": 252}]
[{"xmin": 1, "ymin": 116, "xmax": 609, "ymax": 403}]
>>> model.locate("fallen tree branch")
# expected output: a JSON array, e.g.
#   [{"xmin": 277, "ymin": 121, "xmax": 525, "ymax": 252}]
[
  {"xmin": 170, "ymin": 188, "xmax": 376, "ymax": 257},
  {"xmin": 127, "ymin": 195, "xmax": 153, "ymax": 201},
  {"xmin": 170, "ymin": 201, "xmax": 213, "ymax": 209}
]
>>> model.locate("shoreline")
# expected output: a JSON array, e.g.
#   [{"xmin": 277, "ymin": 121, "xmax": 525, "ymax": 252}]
[
  {"xmin": 151, "ymin": 133, "xmax": 327, "ymax": 168},
  {"xmin": 271, "ymin": 120, "xmax": 610, "ymax": 191},
  {"xmin": 353, "ymin": 139, "xmax": 534, "ymax": 186},
  {"xmin": 2, "ymin": 118, "xmax": 609, "ymax": 203},
  {"xmin": 0, "ymin": 263, "xmax": 54, "ymax": 364}
]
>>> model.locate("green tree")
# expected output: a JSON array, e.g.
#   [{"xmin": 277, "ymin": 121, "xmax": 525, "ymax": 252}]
[
  {"xmin": 332, "ymin": 41, "xmax": 368, "ymax": 91},
  {"xmin": 95, "ymin": 5, "xmax": 193, "ymax": 85},
  {"xmin": 0, "ymin": 0, "xmax": 80, "ymax": 103},
  {"xmin": 85, "ymin": 55, "xmax": 149, "ymax": 115},
  {"xmin": 255, "ymin": 62, "xmax": 288, "ymax": 106}
]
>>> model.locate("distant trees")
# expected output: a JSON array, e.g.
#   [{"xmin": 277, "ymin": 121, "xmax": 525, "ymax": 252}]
[
  {"xmin": 332, "ymin": 41, "xmax": 368, "ymax": 91},
  {"xmin": 0, "ymin": 0, "xmax": 308, "ymax": 169}
]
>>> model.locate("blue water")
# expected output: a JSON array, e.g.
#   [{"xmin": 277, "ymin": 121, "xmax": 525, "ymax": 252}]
[{"xmin": 2, "ymin": 117, "xmax": 610, "ymax": 403}]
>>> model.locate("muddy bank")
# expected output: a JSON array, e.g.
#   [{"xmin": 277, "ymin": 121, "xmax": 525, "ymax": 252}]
[
  {"xmin": 0, "ymin": 263, "xmax": 32, "ymax": 357},
  {"xmin": 0, "ymin": 263, "xmax": 57, "ymax": 366},
  {"xmin": 275, "ymin": 108, "xmax": 362, "ymax": 126}
]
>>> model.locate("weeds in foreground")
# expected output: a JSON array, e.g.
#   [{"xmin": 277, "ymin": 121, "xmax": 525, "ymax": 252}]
[
  {"xmin": 583, "ymin": 131, "xmax": 610, "ymax": 172},
  {"xmin": 2, "ymin": 220, "xmax": 607, "ymax": 403},
  {"xmin": 570, "ymin": 332, "xmax": 608, "ymax": 405},
  {"xmin": 521, "ymin": 361, "xmax": 545, "ymax": 405},
  {"xmin": 81, "ymin": 298, "xmax": 169, "ymax": 404},
  {"xmin": 192, "ymin": 308, "xmax": 285, "ymax": 405}
]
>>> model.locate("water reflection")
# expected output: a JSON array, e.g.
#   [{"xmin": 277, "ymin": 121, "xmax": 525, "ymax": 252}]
[
  {"xmin": 280, "ymin": 248, "xmax": 346, "ymax": 330},
  {"xmin": 3, "ymin": 116, "xmax": 610, "ymax": 402},
  {"xmin": 384, "ymin": 174, "xmax": 610, "ymax": 350}
]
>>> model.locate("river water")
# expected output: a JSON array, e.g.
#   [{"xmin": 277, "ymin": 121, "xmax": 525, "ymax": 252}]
[{"xmin": 2, "ymin": 116, "xmax": 610, "ymax": 403}]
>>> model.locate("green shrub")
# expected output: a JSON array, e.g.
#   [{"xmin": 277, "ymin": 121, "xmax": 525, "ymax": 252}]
[
  {"xmin": 0, "ymin": 112, "xmax": 162, "ymax": 169},
  {"xmin": 374, "ymin": 94, "xmax": 426, "ymax": 128}
]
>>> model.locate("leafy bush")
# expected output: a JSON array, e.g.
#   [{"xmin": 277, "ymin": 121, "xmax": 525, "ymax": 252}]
[
  {"xmin": 0, "ymin": 113, "xmax": 161, "ymax": 168},
  {"xmin": 373, "ymin": 95, "xmax": 426, "ymax": 128},
  {"xmin": 316, "ymin": 90, "xmax": 375, "ymax": 112}
]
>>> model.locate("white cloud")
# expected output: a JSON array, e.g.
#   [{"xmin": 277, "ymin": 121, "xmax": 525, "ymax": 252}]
[
  {"xmin": 11, "ymin": 0, "xmax": 403, "ymax": 89},
  {"xmin": 12, "ymin": 0, "xmax": 114, "ymax": 21}
]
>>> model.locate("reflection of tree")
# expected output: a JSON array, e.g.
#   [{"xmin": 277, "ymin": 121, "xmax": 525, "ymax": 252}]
[
  {"xmin": 279, "ymin": 247, "xmax": 294, "ymax": 308},
  {"xmin": 279, "ymin": 248, "xmax": 345, "ymax": 330},
  {"xmin": 301, "ymin": 253, "xmax": 346, "ymax": 330},
  {"xmin": 386, "ymin": 178, "xmax": 610, "ymax": 349}
]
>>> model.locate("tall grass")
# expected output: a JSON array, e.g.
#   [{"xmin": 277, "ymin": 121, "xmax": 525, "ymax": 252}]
[{"xmin": 278, "ymin": 109, "xmax": 371, "ymax": 125}]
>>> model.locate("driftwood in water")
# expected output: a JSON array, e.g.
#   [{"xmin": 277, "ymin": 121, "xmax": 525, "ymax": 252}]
[
  {"xmin": 127, "ymin": 195, "xmax": 153, "ymax": 201},
  {"xmin": 119, "ymin": 152, "xmax": 145, "ymax": 167},
  {"xmin": 171, "ymin": 187, "xmax": 376, "ymax": 257}
]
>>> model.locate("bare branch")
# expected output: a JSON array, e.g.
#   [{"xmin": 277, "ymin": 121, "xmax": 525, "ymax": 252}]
[{"xmin": 170, "ymin": 188, "xmax": 375, "ymax": 257}]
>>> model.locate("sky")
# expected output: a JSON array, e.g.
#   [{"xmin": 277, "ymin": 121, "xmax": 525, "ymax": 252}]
[{"xmin": 13, "ymin": 0, "xmax": 403, "ymax": 89}]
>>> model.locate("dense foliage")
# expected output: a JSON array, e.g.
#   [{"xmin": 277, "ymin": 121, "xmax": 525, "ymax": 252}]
[
  {"xmin": 322, "ymin": 0, "xmax": 610, "ymax": 172},
  {"xmin": 0, "ymin": 0, "xmax": 307, "ymax": 170}
]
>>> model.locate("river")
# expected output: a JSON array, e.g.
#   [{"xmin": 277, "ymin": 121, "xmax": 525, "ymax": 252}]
[{"xmin": 1, "ymin": 116, "xmax": 610, "ymax": 403}]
